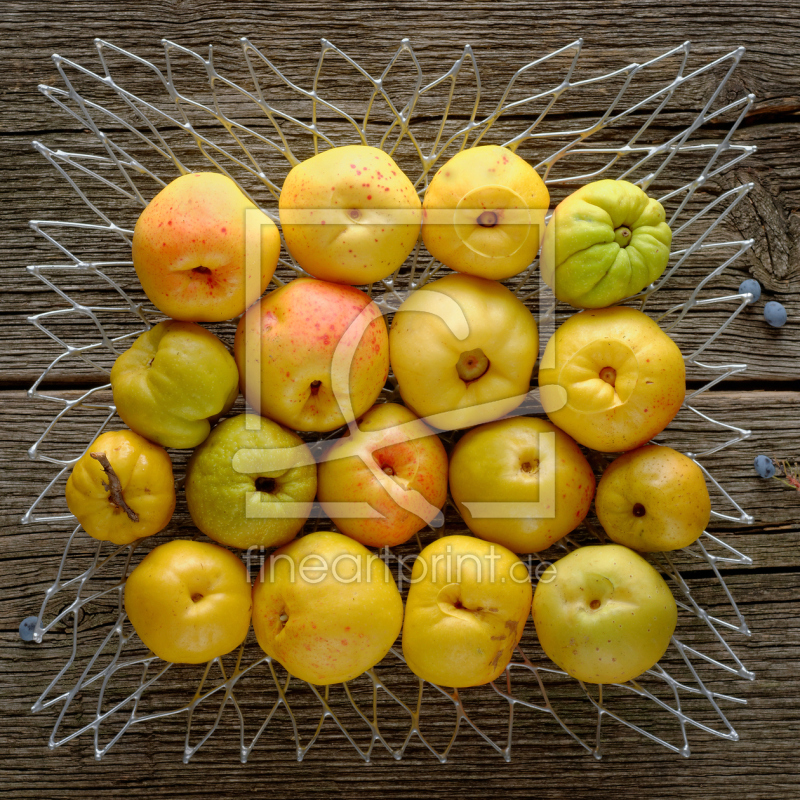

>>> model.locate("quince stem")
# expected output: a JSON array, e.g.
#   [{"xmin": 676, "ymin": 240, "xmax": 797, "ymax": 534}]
[
  {"xmin": 90, "ymin": 451, "xmax": 140, "ymax": 523},
  {"xmin": 456, "ymin": 348, "xmax": 490, "ymax": 383},
  {"xmin": 614, "ymin": 226, "xmax": 632, "ymax": 247}
]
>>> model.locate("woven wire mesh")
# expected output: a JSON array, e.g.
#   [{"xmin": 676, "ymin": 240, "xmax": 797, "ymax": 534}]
[{"xmin": 23, "ymin": 36, "xmax": 757, "ymax": 763}]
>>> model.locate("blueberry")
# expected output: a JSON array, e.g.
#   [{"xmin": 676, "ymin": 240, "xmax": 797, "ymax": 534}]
[
  {"xmin": 754, "ymin": 455, "xmax": 775, "ymax": 479},
  {"xmin": 19, "ymin": 616, "xmax": 38, "ymax": 642},
  {"xmin": 764, "ymin": 301, "xmax": 787, "ymax": 328},
  {"xmin": 738, "ymin": 279, "xmax": 761, "ymax": 304}
]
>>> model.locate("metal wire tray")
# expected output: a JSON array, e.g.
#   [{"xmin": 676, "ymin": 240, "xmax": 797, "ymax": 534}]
[{"xmin": 23, "ymin": 36, "xmax": 757, "ymax": 763}]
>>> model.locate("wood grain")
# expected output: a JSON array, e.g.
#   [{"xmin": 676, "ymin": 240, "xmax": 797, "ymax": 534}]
[{"xmin": 2, "ymin": 1, "xmax": 800, "ymax": 798}]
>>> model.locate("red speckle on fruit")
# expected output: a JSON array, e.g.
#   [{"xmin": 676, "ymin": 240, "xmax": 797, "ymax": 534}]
[
  {"xmin": 367, "ymin": 195, "xmax": 372, "ymax": 200},
  {"xmin": 221, "ymin": 227, "xmax": 227, "ymax": 233},
  {"xmin": 167, "ymin": 220, "xmax": 172, "ymax": 225}
]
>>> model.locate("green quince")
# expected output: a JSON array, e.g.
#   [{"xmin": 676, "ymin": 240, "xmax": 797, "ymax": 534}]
[
  {"xmin": 540, "ymin": 179, "xmax": 672, "ymax": 308},
  {"xmin": 110, "ymin": 320, "xmax": 239, "ymax": 449},
  {"xmin": 185, "ymin": 413, "xmax": 317, "ymax": 550}
]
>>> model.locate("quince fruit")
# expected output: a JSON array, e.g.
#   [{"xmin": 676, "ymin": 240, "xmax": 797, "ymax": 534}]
[
  {"xmin": 252, "ymin": 532, "xmax": 404, "ymax": 684},
  {"xmin": 111, "ymin": 320, "xmax": 239, "ymax": 449},
  {"xmin": 449, "ymin": 417, "xmax": 595, "ymax": 553},
  {"xmin": 538, "ymin": 306, "xmax": 685, "ymax": 452},
  {"xmin": 422, "ymin": 145, "xmax": 549, "ymax": 280},
  {"xmin": 279, "ymin": 145, "xmax": 421, "ymax": 285},
  {"xmin": 540, "ymin": 179, "xmax": 671, "ymax": 308},
  {"xmin": 125, "ymin": 539, "xmax": 252, "ymax": 664},
  {"xmin": 132, "ymin": 172, "xmax": 281, "ymax": 322},
  {"xmin": 234, "ymin": 277, "xmax": 389, "ymax": 433},
  {"xmin": 317, "ymin": 402, "xmax": 448, "ymax": 548},
  {"xmin": 185, "ymin": 413, "xmax": 317, "ymax": 550},
  {"xmin": 533, "ymin": 544, "xmax": 677, "ymax": 684},
  {"xmin": 389, "ymin": 273, "xmax": 538, "ymax": 430},
  {"xmin": 596, "ymin": 444, "xmax": 710, "ymax": 551},
  {"xmin": 65, "ymin": 429, "xmax": 175, "ymax": 545},
  {"xmin": 402, "ymin": 534, "xmax": 532, "ymax": 687}
]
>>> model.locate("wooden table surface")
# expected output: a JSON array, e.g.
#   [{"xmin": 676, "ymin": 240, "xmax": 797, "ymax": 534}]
[{"xmin": 2, "ymin": 2, "xmax": 799, "ymax": 798}]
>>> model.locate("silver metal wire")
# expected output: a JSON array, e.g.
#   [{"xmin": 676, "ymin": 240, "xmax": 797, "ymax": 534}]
[{"xmin": 24, "ymin": 37, "xmax": 756, "ymax": 762}]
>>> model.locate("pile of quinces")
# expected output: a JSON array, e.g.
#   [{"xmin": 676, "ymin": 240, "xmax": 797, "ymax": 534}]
[{"xmin": 65, "ymin": 144, "xmax": 707, "ymax": 689}]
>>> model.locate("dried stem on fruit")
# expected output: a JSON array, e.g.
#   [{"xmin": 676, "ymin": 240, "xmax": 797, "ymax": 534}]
[{"xmin": 90, "ymin": 451, "xmax": 139, "ymax": 523}]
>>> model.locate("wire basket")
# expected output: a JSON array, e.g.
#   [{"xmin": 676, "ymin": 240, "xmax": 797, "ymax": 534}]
[{"xmin": 23, "ymin": 36, "xmax": 758, "ymax": 763}]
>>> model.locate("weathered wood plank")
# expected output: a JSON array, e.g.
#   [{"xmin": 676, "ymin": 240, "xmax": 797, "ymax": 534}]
[{"xmin": 2, "ymin": 1, "xmax": 800, "ymax": 135}]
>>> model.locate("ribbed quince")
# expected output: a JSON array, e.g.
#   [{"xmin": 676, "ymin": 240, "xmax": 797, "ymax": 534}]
[
  {"xmin": 111, "ymin": 320, "xmax": 239, "ymax": 449},
  {"xmin": 540, "ymin": 179, "xmax": 671, "ymax": 308}
]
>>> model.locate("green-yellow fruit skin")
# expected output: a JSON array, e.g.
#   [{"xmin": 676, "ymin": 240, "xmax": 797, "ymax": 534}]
[
  {"xmin": 185, "ymin": 413, "xmax": 317, "ymax": 550},
  {"xmin": 540, "ymin": 179, "xmax": 672, "ymax": 309},
  {"xmin": 595, "ymin": 445, "xmax": 711, "ymax": 552},
  {"xmin": 533, "ymin": 544, "xmax": 677, "ymax": 684},
  {"xmin": 110, "ymin": 320, "xmax": 239, "ymax": 449}
]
